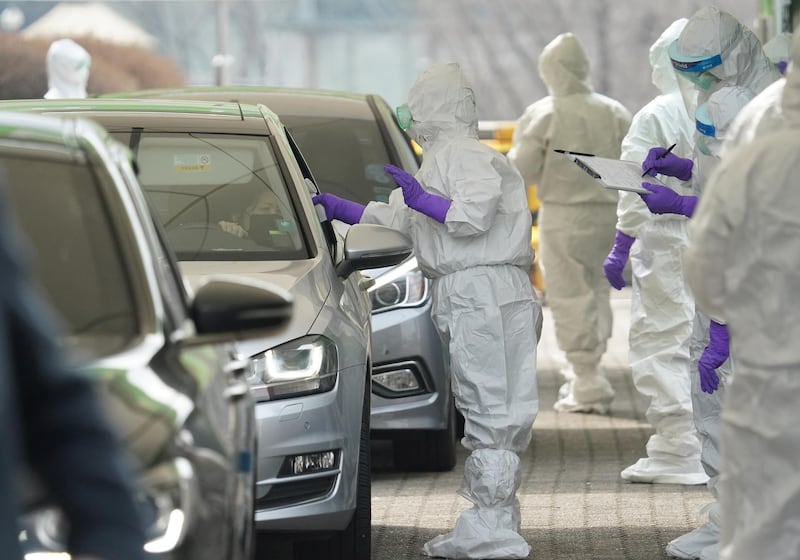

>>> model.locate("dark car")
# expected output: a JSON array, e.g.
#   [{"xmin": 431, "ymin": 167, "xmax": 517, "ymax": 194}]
[{"xmin": 0, "ymin": 110, "xmax": 293, "ymax": 559}]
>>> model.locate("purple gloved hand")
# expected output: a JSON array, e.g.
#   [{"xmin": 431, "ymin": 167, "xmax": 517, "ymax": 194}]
[
  {"xmin": 384, "ymin": 164, "xmax": 451, "ymax": 223},
  {"xmin": 603, "ymin": 230, "xmax": 635, "ymax": 290},
  {"xmin": 642, "ymin": 147, "xmax": 693, "ymax": 181},
  {"xmin": 640, "ymin": 184, "xmax": 698, "ymax": 217},
  {"xmin": 698, "ymin": 321, "xmax": 730, "ymax": 394},
  {"xmin": 312, "ymin": 193, "xmax": 365, "ymax": 225}
]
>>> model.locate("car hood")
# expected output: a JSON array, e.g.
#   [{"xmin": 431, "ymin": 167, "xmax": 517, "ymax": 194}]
[{"xmin": 180, "ymin": 258, "xmax": 330, "ymax": 358}]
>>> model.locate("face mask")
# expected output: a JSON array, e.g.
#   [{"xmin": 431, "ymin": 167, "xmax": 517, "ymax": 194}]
[
  {"xmin": 685, "ymin": 71, "xmax": 720, "ymax": 91},
  {"xmin": 396, "ymin": 104, "xmax": 413, "ymax": 131}
]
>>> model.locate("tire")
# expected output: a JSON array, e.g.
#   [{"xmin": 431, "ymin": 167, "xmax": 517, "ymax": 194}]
[
  {"xmin": 392, "ymin": 400, "xmax": 458, "ymax": 472},
  {"xmin": 293, "ymin": 379, "xmax": 371, "ymax": 560}
]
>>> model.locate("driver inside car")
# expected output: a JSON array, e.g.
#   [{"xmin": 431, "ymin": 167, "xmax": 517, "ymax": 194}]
[{"xmin": 218, "ymin": 188, "xmax": 286, "ymax": 245}]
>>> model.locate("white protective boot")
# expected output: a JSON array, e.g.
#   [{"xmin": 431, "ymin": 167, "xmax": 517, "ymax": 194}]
[
  {"xmin": 423, "ymin": 449, "xmax": 530, "ymax": 559},
  {"xmin": 554, "ymin": 364, "xmax": 614, "ymax": 414},
  {"xmin": 666, "ymin": 502, "xmax": 720, "ymax": 559},
  {"xmin": 621, "ymin": 430, "xmax": 708, "ymax": 485}
]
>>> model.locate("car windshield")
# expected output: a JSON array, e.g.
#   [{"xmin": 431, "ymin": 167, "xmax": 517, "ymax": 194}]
[
  {"xmin": 0, "ymin": 155, "xmax": 138, "ymax": 358},
  {"xmin": 111, "ymin": 131, "xmax": 308, "ymax": 262},
  {"xmin": 280, "ymin": 116, "xmax": 396, "ymax": 206}
]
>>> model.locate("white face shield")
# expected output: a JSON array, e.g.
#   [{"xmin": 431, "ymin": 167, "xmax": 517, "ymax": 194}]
[{"xmin": 668, "ymin": 39, "xmax": 723, "ymax": 120}]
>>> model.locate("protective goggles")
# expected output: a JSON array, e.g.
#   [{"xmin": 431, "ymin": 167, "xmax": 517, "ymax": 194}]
[
  {"xmin": 396, "ymin": 104, "xmax": 413, "ymax": 131},
  {"xmin": 668, "ymin": 40, "xmax": 723, "ymax": 90}
]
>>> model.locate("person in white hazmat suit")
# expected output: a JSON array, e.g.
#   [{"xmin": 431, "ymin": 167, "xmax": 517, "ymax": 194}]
[
  {"xmin": 508, "ymin": 33, "xmax": 632, "ymax": 414},
  {"xmin": 603, "ymin": 18, "xmax": 708, "ymax": 486},
  {"xmin": 44, "ymin": 38, "xmax": 91, "ymax": 99},
  {"xmin": 313, "ymin": 62, "xmax": 541, "ymax": 559},
  {"xmin": 643, "ymin": 86, "xmax": 754, "ymax": 560},
  {"xmin": 683, "ymin": 39, "xmax": 800, "ymax": 560}
]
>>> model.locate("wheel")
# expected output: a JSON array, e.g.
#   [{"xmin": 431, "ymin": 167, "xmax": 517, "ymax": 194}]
[
  {"xmin": 293, "ymin": 379, "xmax": 371, "ymax": 560},
  {"xmin": 392, "ymin": 399, "xmax": 458, "ymax": 472}
]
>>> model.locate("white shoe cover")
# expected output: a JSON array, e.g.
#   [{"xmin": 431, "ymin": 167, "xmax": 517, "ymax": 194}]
[
  {"xmin": 553, "ymin": 375, "xmax": 614, "ymax": 414},
  {"xmin": 422, "ymin": 505, "xmax": 531, "ymax": 559},
  {"xmin": 620, "ymin": 457, "xmax": 709, "ymax": 485},
  {"xmin": 423, "ymin": 449, "xmax": 530, "ymax": 559},
  {"xmin": 666, "ymin": 519, "xmax": 719, "ymax": 559}
]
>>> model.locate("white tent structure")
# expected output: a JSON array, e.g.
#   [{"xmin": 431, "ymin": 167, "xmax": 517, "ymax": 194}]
[{"xmin": 22, "ymin": 3, "xmax": 157, "ymax": 49}]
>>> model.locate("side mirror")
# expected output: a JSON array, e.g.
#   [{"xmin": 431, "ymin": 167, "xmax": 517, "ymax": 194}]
[
  {"xmin": 336, "ymin": 224, "xmax": 412, "ymax": 278},
  {"xmin": 190, "ymin": 275, "xmax": 293, "ymax": 337}
]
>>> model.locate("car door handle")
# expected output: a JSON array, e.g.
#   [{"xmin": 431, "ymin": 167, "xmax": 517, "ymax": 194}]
[{"xmin": 225, "ymin": 381, "xmax": 251, "ymax": 400}]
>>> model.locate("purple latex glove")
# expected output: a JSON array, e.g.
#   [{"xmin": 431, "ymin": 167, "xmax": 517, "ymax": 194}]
[
  {"xmin": 697, "ymin": 321, "xmax": 730, "ymax": 394},
  {"xmin": 312, "ymin": 193, "xmax": 365, "ymax": 225},
  {"xmin": 640, "ymin": 184, "xmax": 698, "ymax": 217},
  {"xmin": 384, "ymin": 164, "xmax": 451, "ymax": 223},
  {"xmin": 642, "ymin": 147, "xmax": 693, "ymax": 181},
  {"xmin": 603, "ymin": 230, "xmax": 635, "ymax": 290}
]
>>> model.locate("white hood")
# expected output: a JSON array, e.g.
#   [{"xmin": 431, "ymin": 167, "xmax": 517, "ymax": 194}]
[
  {"xmin": 650, "ymin": 19, "xmax": 688, "ymax": 95},
  {"xmin": 44, "ymin": 38, "xmax": 90, "ymax": 99},
  {"xmin": 781, "ymin": 29, "xmax": 800, "ymax": 123},
  {"xmin": 538, "ymin": 32, "xmax": 593, "ymax": 97},
  {"xmin": 405, "ymin": 62, "xmax": 478, "ymax": 151}
]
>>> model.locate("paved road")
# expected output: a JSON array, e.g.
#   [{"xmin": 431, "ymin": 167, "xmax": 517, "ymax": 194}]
[{"xmin": 371, "ymin": 288, "xmax": 712, "ymax": 560}]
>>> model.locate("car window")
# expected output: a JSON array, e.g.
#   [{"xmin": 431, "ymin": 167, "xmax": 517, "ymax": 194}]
[
  {"xmin": 111, "ymin": 131, "xmax": 309, "ymax": 262},
  {"xmin": 280, "ymin": 115, "xmax": 397, "ymax": 206},
  {"xmin": 0, "ymin": 155, "xmax": 138, "ymax": 357}
]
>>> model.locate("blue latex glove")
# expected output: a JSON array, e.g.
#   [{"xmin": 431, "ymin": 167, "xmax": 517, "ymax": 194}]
[
  {"xmin": 384, "ymin": 164, "xmax": 451, "ymax": 223},
  {"xmin": 603, "ymin": 230, "xmax": 635, "ymax": 290},
  {"xmin": 640, "ymin": 183, "xmax": 698, "ymax": 217},
  {"xmin": 312, "ymin": 193, "xmax": 365, "ymax": 225},
  {"xmin": 642, "ymin": 147, "xmax": 693, "ymax": 181},
  {"xmin": 698, "ymin": 321, "xmax": 729, "ymax": 394}
]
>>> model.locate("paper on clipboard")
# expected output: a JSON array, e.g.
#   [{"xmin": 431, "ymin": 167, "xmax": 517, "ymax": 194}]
[{"xmin": 560, "ymin": 152, "xmax": 665, "ymax": 194}]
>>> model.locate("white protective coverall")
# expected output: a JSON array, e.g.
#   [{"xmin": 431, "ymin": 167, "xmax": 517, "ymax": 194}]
[
  {"xmin": 662, "ymin": 12, "xmax": 778, "ymax": 556},
  {"xmin": 659, "ymin": 86, "xmax": 753, "ymax": 560},
  {"xmin": 44, "ymin": 38, "xmax": 90, "ymax": 99},
  {"xmin": 614, "ymin": 19, "xmax": 708, "ymax": 486},
  {"xmin": 683, "ymin": 29, "xmax": 800, "ymax": 560},
  {"xmin": 508, "ymin": 33, "xmax": 632, "ymax": 413},
  {"xmin": 361, "ymin": 62, "xmax": 541, "ymax": 559}
]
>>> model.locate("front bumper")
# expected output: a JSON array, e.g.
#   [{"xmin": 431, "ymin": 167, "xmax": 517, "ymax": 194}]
[{"xmin": 253, "ymin": 364, "xmax": 366, "ymax": 532}]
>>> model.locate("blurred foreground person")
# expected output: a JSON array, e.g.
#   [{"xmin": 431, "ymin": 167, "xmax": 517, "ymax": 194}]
[
  {"xmin": 508, "ymin": 32, "xmax": 631, "ymax": 414},
  {"xmin": 604, "ymin": 18, "xmax": 708, "ymax": 486},
  {"xmin": 0, "ymin": 171, "xmax": 145, "ymax": 560},
  {"xmin": 44, "ymin": 38, "xmax": 90, "ymax": 99},
  {"xmin": 683, "ymin": 49, "xmax": 800, "ymax": 560},
  {"xmin": 314, "ymin": 62, "xmax": 540, "ymax": 559}
]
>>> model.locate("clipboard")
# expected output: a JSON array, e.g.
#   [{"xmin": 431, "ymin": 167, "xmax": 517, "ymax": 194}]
[{"xmin": 555, "ymin": 150, "xmax": 665, "ymax": 194}]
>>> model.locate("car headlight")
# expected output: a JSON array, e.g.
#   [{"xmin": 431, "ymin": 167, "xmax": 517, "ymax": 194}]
[
  {"xmin": 245, "ymin": 335, "xmax": 338, "ymax": 401},
  {"xmin": 368, "ymin": 257, "xmax": 430, "ymax": 313},
  {"xmin": 21, "ymin": 457, "xmax": 197, "ymax": 558}
]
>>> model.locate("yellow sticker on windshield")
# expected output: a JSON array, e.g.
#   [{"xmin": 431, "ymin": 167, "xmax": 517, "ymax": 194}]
[{"xmin": 174, "ymin": 154, "xmax": 211, "ymax": 172}]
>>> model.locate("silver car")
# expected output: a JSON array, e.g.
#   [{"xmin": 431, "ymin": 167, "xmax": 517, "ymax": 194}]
[
  {"xmin": 0, "ymin": 98, "xmax": 412, "ymax": 560},
  {"xmin": 0, "ymin": 110, "xmax": 293, "ymax": 560},
  {"xmin": 102, "ymin": 86, "xmax": 460, "ymax": 473}
]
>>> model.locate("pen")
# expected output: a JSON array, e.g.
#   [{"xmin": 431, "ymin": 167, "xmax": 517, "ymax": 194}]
[
  {"xmin": 554, "ymin": 149, "xmax": 596, "ymax": 157},
  {"xmin": 641, "ymin": 143, "xmax": 677, "ymax": 177}
]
